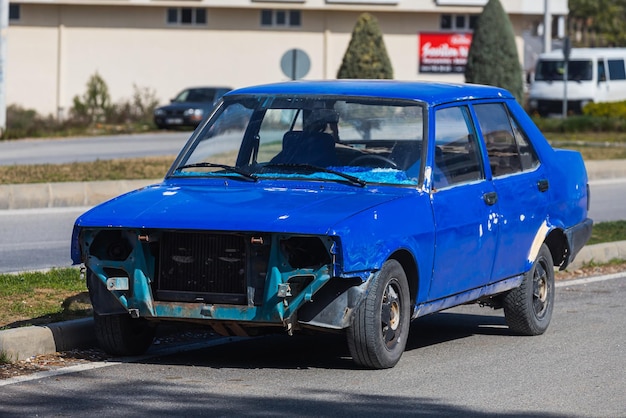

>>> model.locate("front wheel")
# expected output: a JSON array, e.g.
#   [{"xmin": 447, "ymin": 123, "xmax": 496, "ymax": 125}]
[
  {"xmin": 94, "ymin": 313, "xmax": 156, "ymax": 356},
  {"xmin": 347, "ymin": 259, "xmax": 411, "ymax": 369},
  {"xmin": 503, "ymin": 243, "xmax": 555, "ymax": 335}
]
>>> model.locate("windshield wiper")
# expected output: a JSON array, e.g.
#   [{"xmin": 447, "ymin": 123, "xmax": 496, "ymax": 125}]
[
  {"xmin": 263, "ymin": 163, "xmax": 367, "ymax": 187},
  {"xmin": 176, "ymin": 162, "xmax": 258, "ymax": 182}
]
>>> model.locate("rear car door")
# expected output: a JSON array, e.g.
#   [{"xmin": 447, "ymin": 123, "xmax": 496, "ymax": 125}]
[
  {"xmin": 471, "ymin": 102, "xmax": 548, "ymax": 282},
  {"xmin": 428, "ymin": 104, "xmax": 499, "ymax": 301}
]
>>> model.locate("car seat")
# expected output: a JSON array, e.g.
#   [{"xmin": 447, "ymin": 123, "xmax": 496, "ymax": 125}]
[{"xmin": 271, "ymin": 130, "xmax": 338, "ymax": 167}]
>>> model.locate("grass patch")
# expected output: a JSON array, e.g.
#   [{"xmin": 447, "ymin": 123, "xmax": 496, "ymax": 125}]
[
  {"xmin": 546, "ymin": 131, "xmax": 626, "ymax": 144},
  {"xmin": 561, "ymin": 145, "xmax": 626, "ymax": 161},
  {"xmin": 588, "ymin": 221, "xmax": 626, "ymax": 245},
  {"xmin": 0, "ymin": 268, "xmax": 90, "ymax": 329},
  {"xmin": 0, "ymin": 156, "xmax": 175, "ymax": 185},
  {"xmin": 545, "ymin": 131, "xmax": 626, "ymax": 160}
]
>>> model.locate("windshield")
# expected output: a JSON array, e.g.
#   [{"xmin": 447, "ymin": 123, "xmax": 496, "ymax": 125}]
[
  {"xmin": 170, "ymin": 95, "xmax": 425, "ymax": 186},
  {"xmin": 535, "ymin": 59, "xmax": 593, "ymax": 81},
  {"xmin": 173, "ymin": 88, "xmax": 216, "ymax": 103}
]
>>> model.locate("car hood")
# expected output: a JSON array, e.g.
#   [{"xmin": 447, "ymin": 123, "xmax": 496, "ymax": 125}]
[{"xmin": 75, "ymin": 180, "xmax": 409, "ymax": 235}]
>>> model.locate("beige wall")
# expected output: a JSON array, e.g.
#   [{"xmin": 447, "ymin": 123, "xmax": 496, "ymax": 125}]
[{"xmin": 8, "ymin": 3, "xmax": 548, "ymax": 117}]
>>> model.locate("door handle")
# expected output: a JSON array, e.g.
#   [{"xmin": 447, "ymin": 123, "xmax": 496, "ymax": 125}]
[
  {"xmin": 483, "ymin": 191, "xmax": 498, "ymax": 206},
  {"xmin": 537, "ymin": 179, "xmax": 549, "ymax": 192}
]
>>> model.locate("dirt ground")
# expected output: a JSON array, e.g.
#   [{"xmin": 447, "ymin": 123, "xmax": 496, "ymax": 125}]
[{"xmin": 2, "ymin": 262, "xmax": 625, "ymax": 380}]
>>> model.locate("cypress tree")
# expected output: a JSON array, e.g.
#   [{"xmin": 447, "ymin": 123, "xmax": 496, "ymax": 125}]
[
  {"xmin": 465, "ymin": 0, "xmax": 523, "ymax": 102},
  {"xmin": 337, "ymin": 13, "xmax": 394, "ymax": 79}
]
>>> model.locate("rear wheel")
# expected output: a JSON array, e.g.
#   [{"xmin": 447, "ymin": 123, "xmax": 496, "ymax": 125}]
[
  {"xmin": 94, "ymin": 313, "xmax": 156, "ymax": 356},
  {"xmin": 347, "ymin": 260, "xmax": 410, "ymax": 369},
  {"xmin": 503, "ymin": 244, "xmax": 555, "ymax": 335}
]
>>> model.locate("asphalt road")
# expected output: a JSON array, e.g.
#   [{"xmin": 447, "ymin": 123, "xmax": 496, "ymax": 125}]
[
  {"xmin": 1, "ymin": 275, "xmax": 624, "ymax": 417},
  {"xmin": 588, "ymin": 178, "xmax": 626, "ymax": 222},
  {"xmin": 0, "ymin": 132, "xmax": 189, "ymax": 166},
  {"xmin": 0, "ymin": 207, "xmax": 82, "ymax": 273}
]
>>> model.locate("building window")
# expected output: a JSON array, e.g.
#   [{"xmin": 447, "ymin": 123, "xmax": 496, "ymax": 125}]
[
  {"xmin": 440, "ymin": 14, "xmax": 478, "ymax": 31},
  {"xmin": 9, "ymin": 4, "xmax": 20, "ymax": 22},
  {"xmin": 167, "ymin": 8, "xmax": 207, "ymax": 25},
  {"xmin": 260, "ymin": 10, "xmax": 301, "ymax": 27}
]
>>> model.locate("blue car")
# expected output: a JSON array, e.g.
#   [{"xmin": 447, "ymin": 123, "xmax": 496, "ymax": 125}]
[{"xmin": 72, "ymin": 80, "xmax": 592, "ymax": 369}]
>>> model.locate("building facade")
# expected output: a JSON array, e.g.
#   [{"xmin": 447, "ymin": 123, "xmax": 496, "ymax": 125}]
[{"xmin": 7, "ymin": 0, "xmax": 568, "ymax": 118}]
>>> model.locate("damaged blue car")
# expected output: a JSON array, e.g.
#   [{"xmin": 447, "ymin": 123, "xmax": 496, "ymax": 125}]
[{"xmin": 71, "ymin": 80, "xmax": 592, "ymax": 369}]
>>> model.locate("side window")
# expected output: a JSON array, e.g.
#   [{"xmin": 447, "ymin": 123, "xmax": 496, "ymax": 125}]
[
  {"xmin": 608, "ymin": 59, "xmax": 626, "ymax": 80},
  {"xmin": 510, "ymin": 117, "xmax": 540, "ymax": 171},
  {"xmin": 473, "ymin": 103, "xmax": 538, "ymax": 177},
  {"xmin": 433, "ymin": 106, "xmax": 484, "ymax": 189}
]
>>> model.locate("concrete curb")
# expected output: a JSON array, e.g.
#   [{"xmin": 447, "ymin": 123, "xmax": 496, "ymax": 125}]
[
  {"xmin": 0, "ymin": 318, "xmax": 95, "ymax": 362},
  {"xmin": 568, "ymin": 240, "xmax": 626, "ymax": 269},
  {"xmin": 0, "ymin": 179, "xmax": 158, "ymax": 210}
]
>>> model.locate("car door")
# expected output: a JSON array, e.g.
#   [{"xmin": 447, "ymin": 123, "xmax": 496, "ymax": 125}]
[
  {"xmin": 472, "ymin": 102, "xmax": 548, "ymax": 282},
  {"xmin": 427, "ymin": 104, "xmax": 499, "ymax": 301}
]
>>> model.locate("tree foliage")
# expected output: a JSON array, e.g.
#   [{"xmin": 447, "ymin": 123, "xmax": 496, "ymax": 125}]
[
  {"xmin": 464, "ymin": 0, "xmax": 523, "ymax": 102},
  {"xmin": 569, "ymin": 0, "xmax": 626, "ymax": 46},
  {"xmin": 337, "ymin": 13, "xmax": 393, "ymax": 79},
  {"xmin": 72, "ymin": 72, "xmax": 112, "ymax": 125}
]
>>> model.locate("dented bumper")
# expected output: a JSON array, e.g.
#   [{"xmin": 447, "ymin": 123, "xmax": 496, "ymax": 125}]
[{"xmin": 79, "ymin": 227, "xmax": 370, "ymax": 334}]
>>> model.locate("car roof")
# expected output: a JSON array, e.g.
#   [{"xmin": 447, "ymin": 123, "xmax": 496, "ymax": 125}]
[
  {"xmin": 225, "ymin": 80, "xmax": 513, "ymax": 107},
  {"xmin": 539, "ymin": 48, "xmax": 626, "ymax": 60}
]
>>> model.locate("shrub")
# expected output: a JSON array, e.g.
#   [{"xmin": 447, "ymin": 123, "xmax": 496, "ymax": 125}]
[
  {"xmin": 583, "ymin": 101, "xmax": 626, "ymax": 118},
  {"xmin": 71, "ymin": 72, "xmax": 112, "ymax": 125},
  {"xmin": 337, "ymin": 13, "xmax": 393, "ymax": 79},
  {"xmin": 532, "ymin": 114, "xmax": 626, "ymax": 133},
  {"xmin": 2, "ymin": 104, "xmax": 75, "ymax": 139}
]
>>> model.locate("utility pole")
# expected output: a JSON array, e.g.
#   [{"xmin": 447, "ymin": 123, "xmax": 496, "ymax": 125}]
[
  {"xmin": 0, "ymin": 0, "xmax": 7, "ymax": 136},
  {"xmin": 543, "ymin": 0, "xmax": 552, "ymax": 53}
]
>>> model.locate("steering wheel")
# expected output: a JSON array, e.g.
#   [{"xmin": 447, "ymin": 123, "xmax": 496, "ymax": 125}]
[{"xmin": 349, "ymin": 154, "xmax": 398, "ymax": 169}]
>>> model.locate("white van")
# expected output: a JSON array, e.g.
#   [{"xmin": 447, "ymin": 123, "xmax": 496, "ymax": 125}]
[{"xmin": 528, "ymin": 48, "xmax": 626, "ymax": 116}]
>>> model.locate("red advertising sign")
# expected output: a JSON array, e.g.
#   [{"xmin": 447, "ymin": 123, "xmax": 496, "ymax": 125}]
[{"xmin": 419, "ymin": 32, "xmax": 473, "ymax": 73}]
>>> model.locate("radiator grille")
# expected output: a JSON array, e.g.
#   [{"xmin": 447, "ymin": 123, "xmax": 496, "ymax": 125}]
[{"xmin": 157, "ymin": 232, "xmax": 248, "ymax": 303}]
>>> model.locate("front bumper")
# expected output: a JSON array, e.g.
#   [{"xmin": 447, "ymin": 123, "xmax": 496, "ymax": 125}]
[{"xmin": 80, "ymin": 227, "xmax": 369, "ymax": 335}]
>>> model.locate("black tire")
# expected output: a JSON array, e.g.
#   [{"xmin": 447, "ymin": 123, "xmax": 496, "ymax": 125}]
[
  {"xmin": 94, "ymin": 313, "xmax": 156, "ymax": 356},
  {"xmin": 347, "ymin": 259, "xmax": 411, "ymax": 369},
  {"xmin": 503, "ymin": 243, "xmax": 555, "ymax": 335}
]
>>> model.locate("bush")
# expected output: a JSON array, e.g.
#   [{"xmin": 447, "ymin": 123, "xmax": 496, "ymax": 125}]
[
  {"xmin": 2, "ymin": 77, "xmax": 160, "ymax": 139},
  {"xmin": 2, "ymin": 104, "xmax": 84, "ymax": 140},
  {"xmin": 71, "ymin": 72, "xmax": 112, "ymax": 125},
  {"xmin": 106, "ymin": 85, "xmax": 160, "ymax": 126},
  {"xmin": 583, "ymin": 100, "xmax": 626, "ymax": 118},
  {"xmin": 337, "ymin": 13, "xmax": 393, "ymax": 79},
  {"xmin": 532, "ymin": 114, "xmax": 626, "ymax": 133}
]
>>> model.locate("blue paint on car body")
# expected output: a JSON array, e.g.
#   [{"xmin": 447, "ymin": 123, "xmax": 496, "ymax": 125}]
[{"xmin": 72, "ymin": 80, "xmax": 592, "ymax": 367}]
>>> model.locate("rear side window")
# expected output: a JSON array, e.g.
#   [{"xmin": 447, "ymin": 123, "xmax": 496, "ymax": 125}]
[
  {"xmin": 608, "ymin": 59, "xmax": 626, "ymax": 80},
  {"xmin": 473, "ymin": 103, "xmax": 539, "ymax": 177}
]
